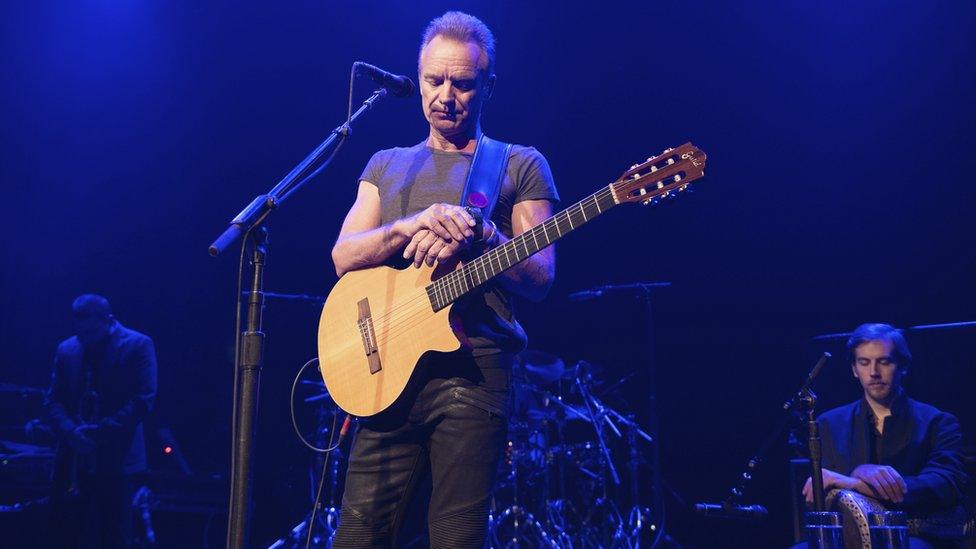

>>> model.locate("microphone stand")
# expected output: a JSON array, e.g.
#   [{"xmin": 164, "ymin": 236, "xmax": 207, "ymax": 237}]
[
  {"xmin": 801, "ymin": 389, "xmax": 826, "ymax": 512},
  {"xmin": 210, "ymin": 87, "xmax": 391, "ymax": 549},
  {"xmin": 695, "ymin": 352, "xmax": 830, "ymax": 520}
]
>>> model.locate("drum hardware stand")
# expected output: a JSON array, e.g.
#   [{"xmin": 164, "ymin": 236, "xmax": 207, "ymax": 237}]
[
  {"xmin": 574, "ymin": 370, "xmax": 621, "ymax": 486},
  {"xmin": 488, "ymin": 422, "xmax": 560, "ymax": 548},
  {"xmin": 574, "ymin": 371, "xmax": 630, "ymax": 546},
  {"xmin": 623, "ymin": 414, "xmax": 657, "ymax": 547},
  {"xmin": 541, "ymin": 404, "xmax": 576, "ymax": 549}
]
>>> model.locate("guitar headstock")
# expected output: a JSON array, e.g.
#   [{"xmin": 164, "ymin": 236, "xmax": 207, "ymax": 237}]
[{"xmin": 611, "ymin": 143, "xmax": 707, "ymax": 206}]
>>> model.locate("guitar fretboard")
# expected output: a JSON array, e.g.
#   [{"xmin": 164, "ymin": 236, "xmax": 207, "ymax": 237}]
[{"xmin": 426, "ymin": 185, "xmax": 618, "ymax": 311}]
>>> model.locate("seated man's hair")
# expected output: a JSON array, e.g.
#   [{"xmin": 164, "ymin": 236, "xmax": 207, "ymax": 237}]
[
  {"xmin": 846, "ymin": 323, "xmax": 912, "ymax": 371},
  {"xmin": 72, "ymin": 294, "xmax": 112, "ymax": 321}
]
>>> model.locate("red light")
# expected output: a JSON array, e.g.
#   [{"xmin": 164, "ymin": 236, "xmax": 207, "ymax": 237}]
[{"xmin": 163, "ymin": 446, "xmax": 173, "ymax": 455}]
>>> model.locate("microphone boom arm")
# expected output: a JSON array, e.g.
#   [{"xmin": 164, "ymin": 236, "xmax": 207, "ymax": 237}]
[{"xmin": 209, "ymin": 87, "xmax": 389, "ymax": 256}]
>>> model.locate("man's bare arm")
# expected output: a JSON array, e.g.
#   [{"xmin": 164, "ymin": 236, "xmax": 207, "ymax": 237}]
[
  {"xmin": 332, "ymin": 182, "xmax": 477, "ymax": 277},
  {"xmin": 494, "ymin": 199, "xmax": 555, "ymax": 302}
]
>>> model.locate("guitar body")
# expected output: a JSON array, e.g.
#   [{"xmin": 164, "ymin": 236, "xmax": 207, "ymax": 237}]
[{"xmin": 318, "ymin": 263, "xmax": 461, "ymax": 417}]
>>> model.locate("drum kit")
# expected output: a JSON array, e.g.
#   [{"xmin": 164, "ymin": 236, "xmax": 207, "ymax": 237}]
[{"xmin": 487, "ymin": 350, "xmax": 659, "ymax": 549}]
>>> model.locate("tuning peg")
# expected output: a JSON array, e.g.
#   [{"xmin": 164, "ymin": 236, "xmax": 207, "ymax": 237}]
[
  {"xmin": 673, "ymin": 174, "xmax": 682, "ymax": 182},
  {"xmin": 666, "ymin": 158, "xmax": 675, "ymax": 166}
]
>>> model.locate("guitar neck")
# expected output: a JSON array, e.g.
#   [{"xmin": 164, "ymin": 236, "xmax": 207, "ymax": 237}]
[{"xmin": 427, "ymin": 185, "xmax": 618, "ymax": 310}]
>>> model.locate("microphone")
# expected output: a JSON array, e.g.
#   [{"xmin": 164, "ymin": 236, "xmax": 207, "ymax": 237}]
[
  {"xmin": 355, "ymin": 62, "xmax": 415, "ymax": 98},
  {"xmin": 567, "ymin": 289, "xmax": 604, "ymax": 302},
  {"xmin": 783, "ymin": 352, "xmax": 832, "ymax": 411},
  {"xmin": 694, "ymin": 502, "xmax": 769, "ymax": 521}
]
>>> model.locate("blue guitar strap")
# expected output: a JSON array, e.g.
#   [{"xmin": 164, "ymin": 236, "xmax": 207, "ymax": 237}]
[{"xmin": 461, "ymin": 134, "xmax": 513, "ymax": 238}]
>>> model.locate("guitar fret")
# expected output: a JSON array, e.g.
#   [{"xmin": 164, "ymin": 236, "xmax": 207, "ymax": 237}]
[
  {"xmin": 531, "ymin": 227, "xmax": 540, "ymax": 251},
  {"xmin": 580, "ymin": 201, "xmax": 588, "ymax": 222}
]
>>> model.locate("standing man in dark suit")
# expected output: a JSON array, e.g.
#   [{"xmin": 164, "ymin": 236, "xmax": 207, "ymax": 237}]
[{"xmin": 45, "ymin": 294, "xmax": 158, "ymax": 548}]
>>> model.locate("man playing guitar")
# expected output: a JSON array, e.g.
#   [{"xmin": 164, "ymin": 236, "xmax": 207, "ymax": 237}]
[{"xmin": 329, "ymin": 11, "xmax": 558, "ymax": 547}]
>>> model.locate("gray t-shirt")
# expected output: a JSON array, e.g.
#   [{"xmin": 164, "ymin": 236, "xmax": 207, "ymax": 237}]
[{"xmin": 359, "ymin": 140, "xmax": 560, "ymax": 356}]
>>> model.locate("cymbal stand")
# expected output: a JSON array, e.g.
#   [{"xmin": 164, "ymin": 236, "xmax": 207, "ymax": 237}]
[
  {"xmin": 573, "ymin": 375, "xmax": 628, "ymax": 546},
  {"xmin": 574, "ymin": 374, "xmax": 620, "ymax": 486},
  {"xmin": 622, "ymin": 413, "xmax": 656, "ymax": 548},
  {"xmin": 488, "ymin": 425, "xmax": 558, "ymax": 548},
  {"xmin": 543, "ymin": 399, "xmax": 576, "ymax": 549}
]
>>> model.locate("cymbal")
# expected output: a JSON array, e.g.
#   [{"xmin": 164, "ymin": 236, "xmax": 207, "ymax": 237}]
[{"xmin": 514, "ymin": 349, "xmax": 566, "ymax": 387}]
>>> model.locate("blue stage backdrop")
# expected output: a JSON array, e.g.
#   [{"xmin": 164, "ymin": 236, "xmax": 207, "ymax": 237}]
[{"xmin": 2, "ymin": 1, "xmax": 973, "ymax": 546}]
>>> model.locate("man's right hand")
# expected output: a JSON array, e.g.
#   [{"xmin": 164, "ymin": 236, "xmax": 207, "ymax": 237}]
[
  {"xmin": 68, "ymin": 424, "xmax": 96, "ymax": 455},
  {"xmin": 850, "ymin": 464, "xmax": 907, "ymax": 503},
  {"xmin": 400, "ymin": 203, "xmax": 476, "ymax": 242}
]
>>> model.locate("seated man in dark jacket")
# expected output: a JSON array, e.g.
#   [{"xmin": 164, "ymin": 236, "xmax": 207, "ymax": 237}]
[
  {"xmin": 803, "ymin": 323, "xmax": 968, "ymax": 544},
  {"xmin": 45, "ymin": 294, "xmax": 158, "ymax": 548}
]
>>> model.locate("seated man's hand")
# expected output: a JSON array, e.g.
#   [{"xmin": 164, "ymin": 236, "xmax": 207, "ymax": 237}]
[
  {"xmin": 850, "ymin": 464, "xmax": 906, "ymax": 503},
  {"xmin": 803, "ymin": 468, "xmax": 858, "ymax": 503},
  {"xmin": 403, "ymin": 229, "xmax": 470, "ymax": 268}
]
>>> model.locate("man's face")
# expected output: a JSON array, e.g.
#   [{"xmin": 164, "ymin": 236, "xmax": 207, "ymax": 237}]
[
  {"xmin": 418, "ymin": 35, "xmax": 489, "ymax": 139},
  {"xmin": 75, "ymin": 315, "xmax": 112, "ymax": 346},
  {"xmin": 852, "ymin": 339, "xmax": 902, "ymax": 405}
]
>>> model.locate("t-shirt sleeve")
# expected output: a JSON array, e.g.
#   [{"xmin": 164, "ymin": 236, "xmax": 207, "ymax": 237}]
[
  {"xmin": 511, "ymin": 146, "xmax": 560, "ymax": 205},
  {"xmin": 358, "ymin": 149, "xmax": 393, "ymax": 190}
]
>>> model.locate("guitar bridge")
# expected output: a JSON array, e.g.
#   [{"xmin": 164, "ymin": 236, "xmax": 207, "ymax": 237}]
[{"xmin": 357, "ymin": 298, "xmax": 381, "ymax": 374}]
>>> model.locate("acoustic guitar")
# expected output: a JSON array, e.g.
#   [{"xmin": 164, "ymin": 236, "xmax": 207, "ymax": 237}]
[{"xmin": 318, "ymin": 143, "xmax": 707, "ymax": 417}]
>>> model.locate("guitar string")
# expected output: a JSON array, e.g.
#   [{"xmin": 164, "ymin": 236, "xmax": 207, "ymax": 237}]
[
  {"xmin": 383, "ymin": 187, "xmax": 611, "ymax": 319},
  {"xmin": 363, "ymin": 222, "xmax": 592, "ymax": 344},
  {"xmin": 361, "ymin": 188, "xmax": 613, "ymax": 330}
]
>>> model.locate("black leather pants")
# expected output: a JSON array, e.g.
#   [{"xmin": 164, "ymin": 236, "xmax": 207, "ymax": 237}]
[{"xmin": 332, "ymin": 352, "xmax": 512, "ymax": 548}]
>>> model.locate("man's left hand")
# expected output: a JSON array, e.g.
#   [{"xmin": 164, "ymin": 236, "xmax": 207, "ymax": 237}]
[
  {"xmin": 802, "ymin": 468, "xmax": 859, "ymax": 504},
  {"xmin": 403, "ymin": 229, "xmax": 470, "ymax": 268},
  {"xmin": 850, "ymin": 464, "xmax": 907, "ymax": 503}
]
